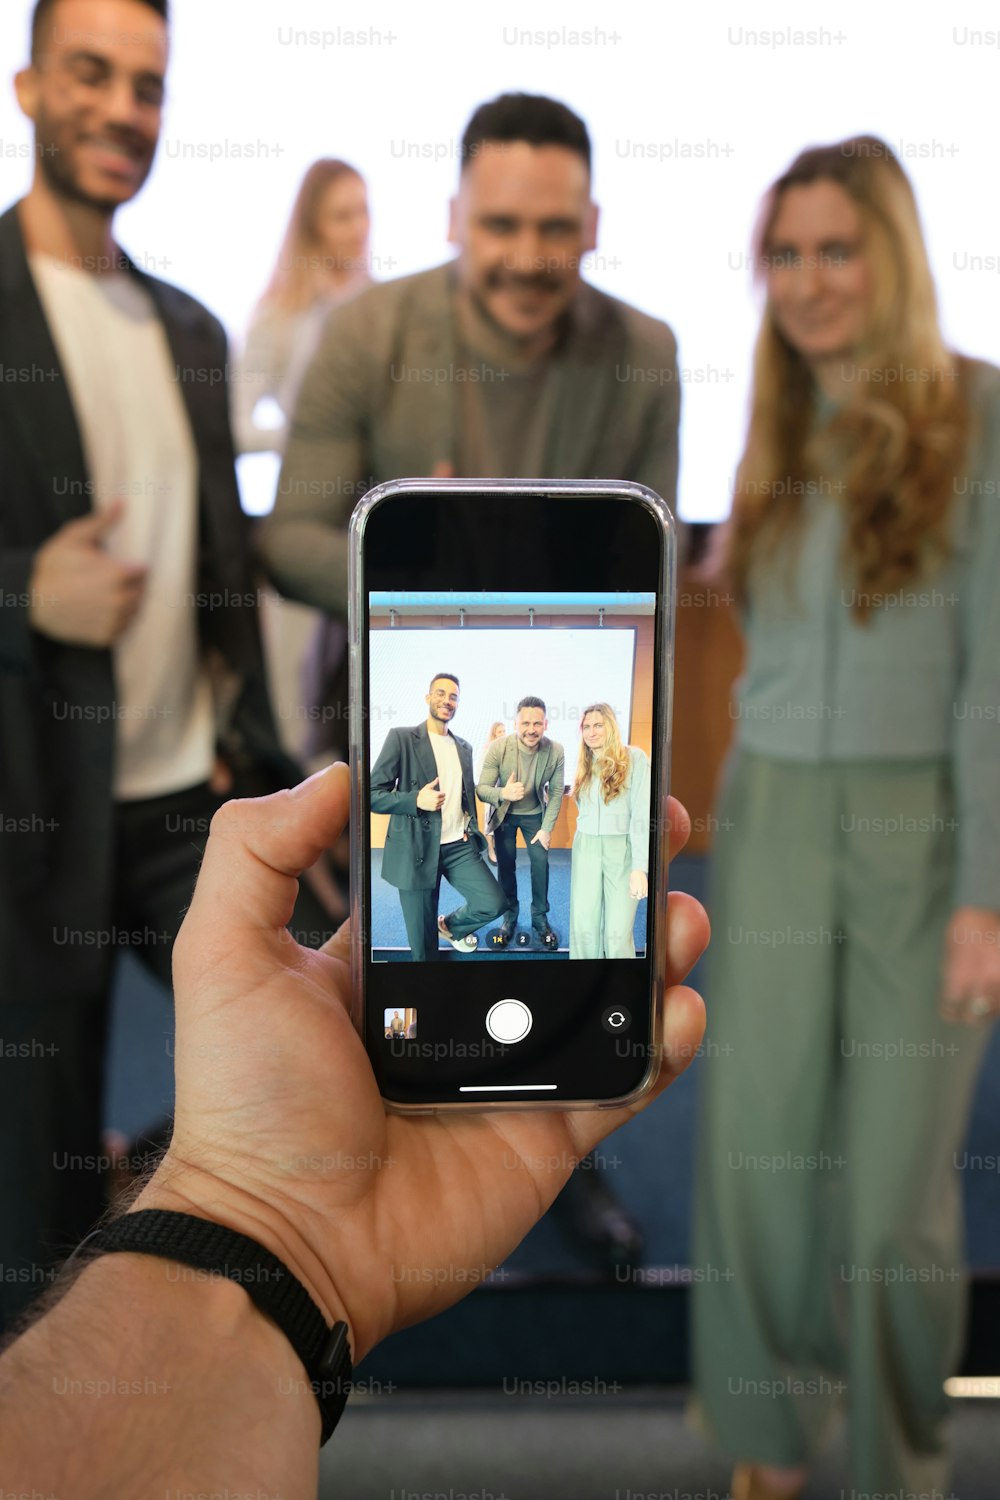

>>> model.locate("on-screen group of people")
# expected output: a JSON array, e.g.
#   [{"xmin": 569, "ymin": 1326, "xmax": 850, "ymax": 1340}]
[{"xmin": 369, "ymin": 676, "xmax": 650, "ymax": 961}]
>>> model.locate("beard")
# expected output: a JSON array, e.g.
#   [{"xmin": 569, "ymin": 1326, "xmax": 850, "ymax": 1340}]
[
  {"xmin": 468, "ymin": 267, "xmax": 572, "ymax": 349},
  {"xmin": 486, "ymin": 264, "xmax": 564, "ymax": 296},
  {"xmin": 35, "ymin": 109, "xmax": 155, "ymax": 214}
]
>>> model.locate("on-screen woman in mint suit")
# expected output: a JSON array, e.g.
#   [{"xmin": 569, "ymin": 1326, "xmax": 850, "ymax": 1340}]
[{"xmin": 569, "ymin": 702, "xmax": 650, "ymax": 959}]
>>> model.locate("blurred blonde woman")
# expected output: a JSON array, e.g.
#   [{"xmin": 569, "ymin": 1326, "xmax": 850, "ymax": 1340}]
[
  {"xmin": 233, "ymin": 159, "xmax": 372, "ymax": 454},
  {"xmin": 691, "ymin": 137, "xmax": 1000, "ymax": 1500},
  {"xmin": 569, "ymin": 703, "xmax": 649, "ymax": 958}
]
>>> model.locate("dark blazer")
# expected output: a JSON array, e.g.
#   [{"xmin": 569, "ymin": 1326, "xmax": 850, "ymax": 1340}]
[
  {"xmin": 0, "ymin": 203, "xmax": 292, "ymax": 1001},
  {"xmin": 371, "ymin": 721, "xmax": 484, "ymax": 890}
]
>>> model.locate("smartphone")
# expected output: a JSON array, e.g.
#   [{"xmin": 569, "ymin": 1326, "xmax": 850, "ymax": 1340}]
[{"xmin": 348, "ymin": 478, "xmax": 675, "ymax": 1112}]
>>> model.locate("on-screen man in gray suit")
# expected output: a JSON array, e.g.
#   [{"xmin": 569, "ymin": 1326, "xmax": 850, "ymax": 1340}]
[
  {"xmin": 370, "ymin": 673, "xmax": 506, "ymax": 960},
  {"xmin": 476, "ymin": 697, "xmax": 565, "ymax": 949}
]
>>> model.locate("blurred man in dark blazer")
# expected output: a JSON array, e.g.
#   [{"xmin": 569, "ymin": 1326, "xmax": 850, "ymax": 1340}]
[
  {"xmin": 0, "ymin": 0, "xmax": 326, "ymax": 1329},
  {"xmin": 370, "ymin": 674, "xmax": 505, "ymax": 959}
]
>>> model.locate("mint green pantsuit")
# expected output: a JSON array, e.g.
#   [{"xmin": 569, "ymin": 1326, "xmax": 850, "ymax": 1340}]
[
  {"xmin": 691, "ymin": 360, "xmax": 1000, "ymax": 1494},
  {"xmin": 690, "ymin": 752, "xmax": 991, "ymax": 1494}
]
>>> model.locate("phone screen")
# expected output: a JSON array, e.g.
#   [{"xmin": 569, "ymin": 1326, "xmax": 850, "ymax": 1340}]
[{"xmin": 350, "ymin": 481, "xmax": 674, "ymax": 1109}]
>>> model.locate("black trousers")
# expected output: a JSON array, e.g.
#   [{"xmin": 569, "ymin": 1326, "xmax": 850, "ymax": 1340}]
[
  {"xmin": 396, "ymin": 836, "xmax": 506, "ymax": 960},
  {"xmin": 0, "ymin": 781, "xmax": 333, "ymax": 1333},
  {"xmin": 493, "ymin": 811, "xmax": 551, "ymax": 932}
]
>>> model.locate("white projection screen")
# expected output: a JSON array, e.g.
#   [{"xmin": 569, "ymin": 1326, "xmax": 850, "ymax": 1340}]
[
  {"xmin": 368, "ymin": 627, "xmax": 636, "ymax": 774},
  {"xmin": 3, "ymin": 1, "xmax": 999, "ymax": 525}
]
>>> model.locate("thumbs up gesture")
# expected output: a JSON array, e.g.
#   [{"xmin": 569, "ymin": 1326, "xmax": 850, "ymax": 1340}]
[
  {"xmin": 417, "ymin": 776, "xmax": 446, "ymax": 812},
  {"xmin": 28, "ymin": 500, "xmax": 148, "ymax": 647}
]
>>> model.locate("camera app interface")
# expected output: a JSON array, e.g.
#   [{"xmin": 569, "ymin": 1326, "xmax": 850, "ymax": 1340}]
[{"xmin": 367, "ymin": 590, "xmax": 655, "ymax": 968}]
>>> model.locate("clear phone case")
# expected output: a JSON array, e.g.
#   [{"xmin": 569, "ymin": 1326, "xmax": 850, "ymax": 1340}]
[{"xmin": 347, "ymin": 477, "xmax": 676, "ymax": 1112}]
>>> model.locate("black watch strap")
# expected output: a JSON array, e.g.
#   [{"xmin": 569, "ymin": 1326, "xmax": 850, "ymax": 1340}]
[{"xmin": 83, "ymin": 1209, "xmax": 352, "ymax": 1444}]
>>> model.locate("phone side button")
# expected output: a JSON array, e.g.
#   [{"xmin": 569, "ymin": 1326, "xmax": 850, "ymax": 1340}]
[{"xmin": 485, "ymin": 999, "xmax": 533, "ymax": 1044}]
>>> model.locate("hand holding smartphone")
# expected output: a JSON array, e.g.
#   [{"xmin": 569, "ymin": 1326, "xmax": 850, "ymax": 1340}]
[{"xmin": 349, "ymin": 479, "xmax": 676, "ymax": 1112}]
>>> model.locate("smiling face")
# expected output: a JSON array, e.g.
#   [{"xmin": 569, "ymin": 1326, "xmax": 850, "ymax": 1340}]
[
  {"xmin": 448, "ymin": 141, "xmax": 597, "ymax": 349},
  {"xmin": 426, "ymin": 677, "xmax": 459, "ymax": 726},
  {"xmin": 580, "ymin": 711, "xmax": 606, "ymax": 752},
  {"xmin": 764, "ymin": 179, "xmax": 874, "ymax": 364},
  {"xmin": 17, "ymin": 0, "xmax": 167, "ymax": 213},
  {"xmin": 515, "ymin": 704, "xmax": 546, "ymax": 750}
]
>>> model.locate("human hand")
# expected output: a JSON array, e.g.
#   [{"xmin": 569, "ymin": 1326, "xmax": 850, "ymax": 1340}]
[
  {"xmin": 133, "ymin": 766, "xmax": 709, "ymax": 1364},
  {"xmin": 940, "ymin": 906, "xmax": 1000, "ymax": 1024},
  {"xmin": 629, "ymin": 870, "xmax": 649, "ymax": 901},
  {"xmin": 416, "ymin": 776, "xmax": 445, "ymax": 812},
  {"xmin": 530, "ymin": 829, "xmax": 551, "ymax": 850},
  {"xmin": 28, "ymin": 501, "xmax": 148, "ymax": 647},
  {"xmin": 209, "ymin": 757, "xmax": 234, "ymax": 797},
  {"xmin": 503, "ymin": 775, "xmax": 525, "ymax": 802}
]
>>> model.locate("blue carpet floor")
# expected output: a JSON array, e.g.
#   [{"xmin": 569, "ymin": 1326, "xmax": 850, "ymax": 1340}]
[{"xmin": 370, "ymin": 846, "xmax": 648, "ymax": 956}]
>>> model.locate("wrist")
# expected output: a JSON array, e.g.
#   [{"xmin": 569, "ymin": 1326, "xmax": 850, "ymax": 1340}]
[
  {"xmin": 74, "ymin": 1252, "xmax": 322, "ymax": 1456},
  {"xmin": 130, "ymin": 1153, "xmax": 356, "ymax": 1359},
  {"xmin": 82, "ymin": 1246, "xmax": 312, "ymax": 1384},
  {"xmin": 2, "ymin": 1210, "xmax": 326, "ymax": 1497}
]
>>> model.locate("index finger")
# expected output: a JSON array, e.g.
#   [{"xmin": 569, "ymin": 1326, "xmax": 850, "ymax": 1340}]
[{"xmin": 664, "ymin": 795, "xmax": 691, "ymax": 864}]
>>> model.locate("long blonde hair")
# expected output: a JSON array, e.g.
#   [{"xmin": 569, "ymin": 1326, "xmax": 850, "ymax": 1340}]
[
  {"xmin": 484, "ymin": 720, "xmax": 506, "ymax": 750},
  {"xmin": 572, "ymin": 703, "xmax": 630, "ymax": 805},
  {"xmin": 259, "ymin": 159, "xmax": 365, "ymax": 316},
  {"xmin": 725, "ymin": 136, "xmax": 970, "ymax": 620}
]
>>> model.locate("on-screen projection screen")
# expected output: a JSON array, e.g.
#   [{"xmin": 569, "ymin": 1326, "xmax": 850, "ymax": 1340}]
[{"xmin": 368, "ymin": 627, "xmax": 636, "ymax": 775}]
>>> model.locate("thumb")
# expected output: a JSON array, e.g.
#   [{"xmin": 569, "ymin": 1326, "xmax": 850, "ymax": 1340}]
[
  {"xmin": 68, "ymin": 499, "xmax": 126, "ymax": 543},
  {"xmin": 174, "ymin": 762, "xmax": 351, "ymax": 983}
]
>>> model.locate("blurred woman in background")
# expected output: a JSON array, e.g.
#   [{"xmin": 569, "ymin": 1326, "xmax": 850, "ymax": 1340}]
[
  {"xmin": 569, "ymin": 702, "xmax": 649, "ymax": 958},
  {"xmin": 690, "ymin": 137, "xmax": 1000, "ymax": 1500},
  {"xmin": 233, "ymin": 160, "xmax": 372, "ymax": 905},
  {"xmin": 233, "ymin": 158, "xmax": 372, "ymax": 454}
]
